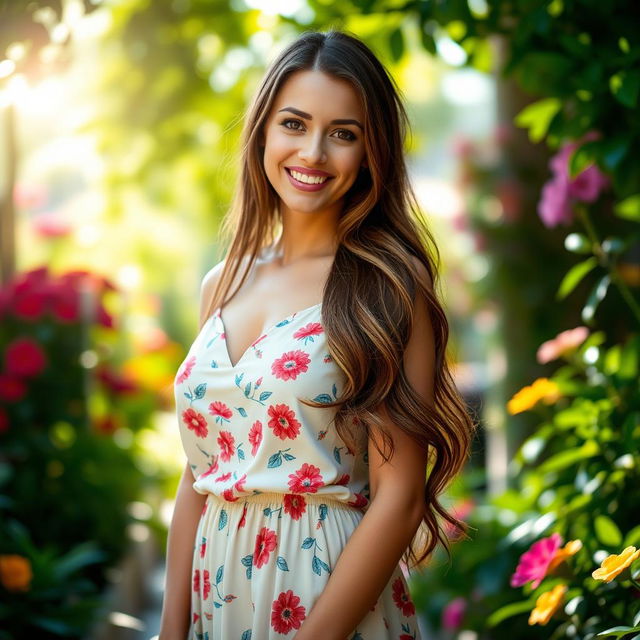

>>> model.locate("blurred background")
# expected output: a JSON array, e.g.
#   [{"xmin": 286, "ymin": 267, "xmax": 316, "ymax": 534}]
[{"xmin": 1, "ymin": 1, "xmax": 639, "ymax": 639}]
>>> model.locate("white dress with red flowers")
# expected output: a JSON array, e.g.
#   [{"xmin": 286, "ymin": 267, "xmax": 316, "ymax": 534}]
[{"xmin": 174, "ymin": 301, "xmax": 423, "ymax": 640}]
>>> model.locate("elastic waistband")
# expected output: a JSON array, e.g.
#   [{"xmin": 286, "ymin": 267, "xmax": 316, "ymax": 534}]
[{"xmin": 205, "ymin": 491, "xmax": 363, "ymax": 513}]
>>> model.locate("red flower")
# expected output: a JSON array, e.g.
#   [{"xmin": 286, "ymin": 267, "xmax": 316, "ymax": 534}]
[
  {"xmin": 271, "ymin": 589, "xmax": 306, "ymax": 634},
  {"xmin": 181, "ymin": 408, "xmax": 208, "ymax": 438},
  {"xmin": 248, "ymin": 420, "xmax": 262, "ymax": 456},
  {"xmin": 238, "ymin": 503, "xmax": 248, "ymax": 529},
  {"xmin": 271, "ymin": 350, "xmax": 311, "ymax": 381},
  {"xmin": 336, "ymin": 473, "xmax": 350, "ymax": 485},
  {"xmin": 200, "ymin": 539, "xmax": 207, "ymax": 558},
  {"xmin": 288, "ymin": 463, "xmax": 324, "ymax": 494},
  {"xmin": 208, "ymin": 401, "xmax": 233, "ymax": 423},
  {"xmin": 293, "ymin": 322, "xmax": 323, "ymax": 343},
  {"xmin": 283, "ymin": 494, "xmax": 307, "ymax": 520},
  {"xmin": 253, "ymin": 527, "xmax": 278, "ymax": 569},
  {"xmin": 193, "ymin": 568, "xmax": 211, "ymax": 599},
  {"xmin": 0, "ymin": 407, "xmax": 9, "ymax": 433},
  {"xmin": 222, "ymin": 473, "xmax": 247, "ymax": 502},
  {"xmin": 5, "ymin": 337, "xmax": 47, "ymax": 377},
  {"xmin": 347, "ymin": 493, "xmax": 369, "ymax": 509},
  {"xmin": 0, "ymin": 374, "xmax": 27, "ymax": 402},
  {"xmin": 217, "ymin": 430, "xmax": 235, "ymax": 462},
  {"xmin": 176, "ymin": 356, "xmax": 196, "ymax": 384},
  {"xmin": 215, "ymin": 472, "xmax": 232, "ymax": 483},
  {"xmin": 267, "ymin": 404, "xmax": 301, "ymax": 440},
  {"xmin": 392, "ymin": 577, "xmax": 416, "ymax": 617},
  {"xmin": 200, "ymin": 456, "xmax": 219, "ymax": 478}
]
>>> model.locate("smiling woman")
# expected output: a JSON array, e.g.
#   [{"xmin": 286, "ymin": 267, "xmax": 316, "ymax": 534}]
[{"xmin": 160, "ymin": 29, "xmax": 476, "ymax": 640}]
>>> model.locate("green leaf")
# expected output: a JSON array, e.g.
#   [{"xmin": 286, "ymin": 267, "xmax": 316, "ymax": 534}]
[
  {"xmin": 610, "ymin": 69, "xmax": 640, "ymax": 108},
  {"xmin": 537, "ymin": 440, "xmax": 599, "ymax": 473},
  {"xmin": 389, "ymin": 27, "xmax": 404, "ymax": 62},
  {"xmin": 594, "ymin": 515, "xmax": 623, "ymax": 547},
  {"xmin": 624, "ymin": 525, "xmax": 640, "ymax": 548},
  {"xmin": 568, "ymin": 141, "xmax": 600, "ymax": 179},
  {"xmin": 557, "ymin": 257, "xmax": 598, "ymax": 300},
  {"xmin": 514, "ymin": 97, "xmax": 562, "ymax": 143},
  {"xmin": 486, "ymin": 599, "xmax": 537, "ymax": 627},
  {"xmin": 53, "ymin": 542, "xmax": 107, "ymax": 581},
  {"xmin": 582, "ymin": 274, "xmax": 611, "ymax": 323},
  {"xmin": 614, "ymin": 194, "xmax": 640, "ymax": 222},
  {"xmin": 597, "ymin": 626, "xmax": 640, "ymax": 638}
]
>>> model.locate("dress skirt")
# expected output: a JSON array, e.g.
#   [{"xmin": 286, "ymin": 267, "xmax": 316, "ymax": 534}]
[{"xmin": 189, "ymin": 492, "xmax": 423, "ymax": 640}]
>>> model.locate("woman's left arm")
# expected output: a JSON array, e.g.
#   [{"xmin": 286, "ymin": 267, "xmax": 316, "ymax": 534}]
[{"xmin": 294, "ymin": 262, "xmax": 435, "ymax": 640}]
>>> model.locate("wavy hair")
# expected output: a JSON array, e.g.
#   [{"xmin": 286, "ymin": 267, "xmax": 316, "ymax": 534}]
[{"xmin": 202, "ymin": 29, "xmax": 477, "ymax": 570}]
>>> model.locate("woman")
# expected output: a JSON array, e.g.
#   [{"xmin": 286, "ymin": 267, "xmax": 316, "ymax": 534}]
[{"xmin": 160, "ymin": 29, "xmax": 476, "ymax": 640}]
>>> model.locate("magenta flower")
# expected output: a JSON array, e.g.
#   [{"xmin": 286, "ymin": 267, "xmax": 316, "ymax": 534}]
[
  {"xmin": 511, "ymin": 532, "xmax": 563, "ymax": 589},
  {"xmin": 442, "ymin": 596, "xmax": 466, "ymax": 630},
  {"xmin": 537, "ymin": 131, "xmax": 610, "ymax": 228}
]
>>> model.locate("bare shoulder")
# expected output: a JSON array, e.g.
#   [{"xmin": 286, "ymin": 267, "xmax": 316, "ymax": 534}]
[{"xmin": 409, "ymin": 254, "xmax": 433, "ymax": 293}]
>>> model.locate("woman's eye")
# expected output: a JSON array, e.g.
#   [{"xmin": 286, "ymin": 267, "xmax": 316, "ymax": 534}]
[
  {"xmin": 281, "ymin": 118, "xmax": 303, "ymax": 131},
  {"xmin": 335, "ymin": 129, "xmax": 357, "ymax": 141},
  {"xmin": 279, "ymin": 119, "xmax": 356, "ymax": 142}
]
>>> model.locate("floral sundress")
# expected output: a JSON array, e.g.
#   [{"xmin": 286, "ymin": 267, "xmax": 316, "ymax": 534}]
[{"xmin": 173, "ymin": 300, "xmax": 423, "ymax": 639}]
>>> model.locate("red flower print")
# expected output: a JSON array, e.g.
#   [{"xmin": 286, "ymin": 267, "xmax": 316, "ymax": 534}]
[
  {"xmin": 200, "ymin": 455, "xmax": 219, "ymax": 478},
  {"xmin": 293, "ymin": 322, "xmax": 323, "ymax": 343},
  {"xmin": 235, "ymin": 473, "xmax": 247, "ymax": 493},
  {"xmin": 336, "ymin": 473, "xmax": 350, "ymax": 485},
  {"xmin": 238, "ymin": 503, "xmax": 248, "ymax": 529},
  {"xmin": 347, "ymin": 493, "xmax": 369, "ymax": 509},
  {"xmin": 222, "ymin": 488, "xmax": 237, "ymax": 502},
  {"xmin": 222, "ymin": 473, "xmax": 247, "ymax": 502},
  {"xmin": 176, "ymin": 355, "xmax": 196, "ymax": 384},
  {"xmin": 288, "ymin": 463, "xmax": 324, "ymax": 494},
  {"xmin": 200, "ymin": 538, "xmax": 207, "ymax": 558},
  {"xmin": 208, "ymin": 400, "xmax": 233, "ymax": 424},
  {"xmin": 392, "ymin": 577, "xmax": 416, "ymax": 617},
  {"xmin": 271, "ymin": 589, "xmax": 306, "ymax": 634},
  {"xmin": 267, "ymin": 404, "xmax": 301, "ymax": 440},
  {"xmin": 193, "ymin": 569, "xmax": 199, "ymax": 593},
  {"xmin": 202, "ymin": 569, "xmax": 211, "ymax": 600},
  {"xmin": 248, "ymin": 420, "xmax": 263, "ymax": 456},
  {"xmin": 217, "ymin": 430, "xmax": 235, "ymax": 462},
  {"xmin": 253, "ymin": 527, "xmax": 278, "ymax": 569},
  {"xmin": 182, "ymin": 408, "xmax": 208, "ymax": 438},
  {"xmin": 215, "ymin": 472, "xmax": 232, "ymax": 483},
  {"xmin": 283, "ymin": 493, "xmax": 307, "ymax": 520},
  {"xmin": 271, "ymin": 350, "xmax": 311, "ymax": 381}
]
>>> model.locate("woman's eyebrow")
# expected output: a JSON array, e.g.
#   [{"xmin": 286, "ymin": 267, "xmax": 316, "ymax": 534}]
[{"xmin": 277, "ymin": 106, "xmax": 363, "ymax": 131}]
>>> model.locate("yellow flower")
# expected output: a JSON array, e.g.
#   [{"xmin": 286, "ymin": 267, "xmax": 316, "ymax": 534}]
[
  {"xmin": 592, "ymin": 546, "xmax": 640, "ymax": 583},
  {"xmin": 548, "ymin": 539, "xmax": 583, "ymax": 572},
  {"xmin": 507, "ymin": 378, "xmax": 561, "ymax": 415},
  {"xmin": 0, "ymin": 554, "xmax": 33, "ymax": 592},
  {"xmin": 528, "ymin": 584, "xmax": 568, "ymax": 626}
]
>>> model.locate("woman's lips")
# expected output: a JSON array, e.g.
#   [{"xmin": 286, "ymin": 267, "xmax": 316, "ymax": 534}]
[{"xmin": 285, "ymin": 167, "xmax": 334, "ymax": 192}]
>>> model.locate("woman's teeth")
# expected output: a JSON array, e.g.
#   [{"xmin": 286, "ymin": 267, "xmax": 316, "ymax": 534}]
[{"xmin": 289, "ymin": 170, "xmax": 329, "ymax": 184}]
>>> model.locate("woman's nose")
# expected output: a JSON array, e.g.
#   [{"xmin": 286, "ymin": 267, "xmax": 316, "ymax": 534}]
[{"xmin": 298, "ymin": 134, "xmax": 326, "ymax": 164}]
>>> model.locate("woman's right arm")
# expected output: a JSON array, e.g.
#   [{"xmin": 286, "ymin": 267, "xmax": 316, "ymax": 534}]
[{"xmin": 158, "ymin": 263, "xmax": 224, "ymax": 639}]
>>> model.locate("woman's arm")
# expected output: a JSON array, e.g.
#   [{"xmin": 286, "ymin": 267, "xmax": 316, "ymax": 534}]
[
  {"xmin": 158, "ymin": 264, "xmax": 223, "ymax": 639},
  {"xmin": 294, "ymin": 260, "xmax": 435, "ymax": 640},
  {"xmin": 158, "ymin": 462, "xmax": 208, "ymax": 639}
]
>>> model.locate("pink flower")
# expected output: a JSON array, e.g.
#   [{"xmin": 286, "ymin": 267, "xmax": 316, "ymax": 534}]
[
  {"xmin": 5, "ymin": 337, "xmax": 47, "ymax": 378},
  {"xmin": 32, "ymin": 211, "xmax": 72, "ymax": 238},
  {"xmin": 511, "ymin": 532, "xmax": 562, "ymax": 589},
  {"xmin": 248, "ymin": 420, "xmax": 262, "ymax": 456},
  {"xmin": 293, "ymin": 322, "xmax": 323, "ymax": 344},
  {"xmin": 217, "ymin": 430, "xmax": 235, "ymax": 462},
  {"xmin": 442, "ymin": 597, "xmax": 466, "ymax": 630},
  {"xmin": 208, "ymin": 401, "xmax": 232, "ymax": 424},
  {"xmin": 176, "ymin": 356, "xmax": 196, "ymax": 384},
  {"xmin": 271, "ymin": 350, "xmax": 311, "ymax": 381},
  {"xmin": 538, "ymin": 131, "xmax": 609, "ymax": 228},
  {"xmin": 537, "ymin": 326, "xmax": 589, "ymax": 364},
  {"xmin": 288, "ymin": 463, "xmax": 323, "ymax": 494},
  {"xmin": 392, "ymin": 577, "xmax": 416, "ymax": 617}
]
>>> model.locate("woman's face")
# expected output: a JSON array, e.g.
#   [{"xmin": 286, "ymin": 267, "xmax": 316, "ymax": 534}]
[{"xmin": 261, "ymin": 70, "xmax": 367, "ymax": 219}]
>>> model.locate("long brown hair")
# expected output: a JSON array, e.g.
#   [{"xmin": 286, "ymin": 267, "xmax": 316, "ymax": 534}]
[{"xmin": 203, "ymin": 29, "xmax": 477, "ymax": 570}]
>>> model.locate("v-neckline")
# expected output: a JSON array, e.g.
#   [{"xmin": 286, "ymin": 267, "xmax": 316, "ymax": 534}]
[{"xmin": 215, "ymin": 302, "xmax": 322, "ymax": 369}]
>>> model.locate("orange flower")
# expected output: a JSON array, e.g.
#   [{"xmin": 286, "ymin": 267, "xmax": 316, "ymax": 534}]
[
  {"xmin": 548, "ymin": 539, "xmax": 583, "ymax": 572},
  {"xmin": 0, "ymin": 554, "xmax": 33, "ymax": 592},
  {"xmin": 507, "ymin": 378, "xmax": 561, "ymax": 415},
  {"xmin": 592, "ymin": 546, "xmax": 640, "ymax": 583},
  {"xmin": 528, "ymin": 584, "xmax": 567, "ymax": 626}
]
